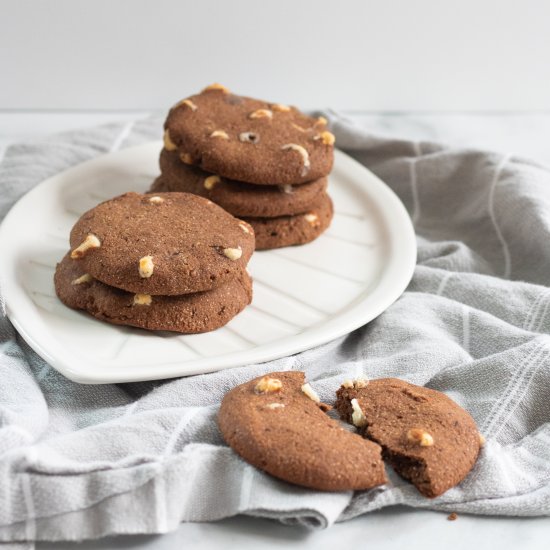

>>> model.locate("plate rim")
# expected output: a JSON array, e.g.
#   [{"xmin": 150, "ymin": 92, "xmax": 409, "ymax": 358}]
[{"xmin": 0, "ymin": 143, "xmax": 416, "ymax": 384}]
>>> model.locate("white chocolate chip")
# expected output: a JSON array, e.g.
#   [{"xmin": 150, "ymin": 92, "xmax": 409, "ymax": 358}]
[
  {"xmin": 204, "ymin": 175, "xmax": 221, "ymax": 190},
  {"xmin": 202, "ymin": 83, "xmax": 230, "ymax": 93},
  {"xmin": 291, "ymin": 123, "xmax": 308, "ymax": 133},
  {"xmin": 238, "ymin": 222, "xmax": 252, "ymax": 234},
  {"xmin": 133, "ymin": 293, "xmax": 152, "ymax": 306},
  {"xmin": 71, "ymin": 273, "xmax": 93, "ymax": 285},
  {"xmin": 266, "ymin": 403, "xmax": 285, "ymax": 410},
  {"xmin": 314, "ymin": 131, "xmax": 336, "ymax": 146},
  {"xmin": 179, "ymin": 152, "xmax": 194, "ymax": 164},
  {"xmin": 163, "ymin": 129, "xmax": 177, "ymax": 151},
  {"xmin": 304, "ymin": 213, "xmax": 319, "ymax": 226},
  {"xmin": 354, "ymin": 378, "xmax": 369, "ymax": 389},
  {"xmin": 281, "ymin": 144, "xmax": 310, "ymax": 176},
  {"xmin": 341, "ymin": 379, "xmax": 354, "ymax": 389},
  {"xmin": 139, "ymin": 255, "xmax": 154, "ymax": 278},
  {"xmin": 210, "ymin": 130, "xmax": 229, "ymax": 140},
  {"xmin": 407, "ymin": 428, "xmax": 434, "ymax": 447},
  {"xmin": 316, "ymin": 116, "xmax": 328, "ymax": 126},
  {"xmin": 350, "ymin": 398, "xmax": 367, "ymax": 427},
  {"xmin": 223, "ymin": 247, "xmax": 242, "ymax": 261},
  {"xmin": 249, "ymin": 109, "xmax": 273, "ymax": 120},
  {"xmin": 70, "ymin": 234, "xmax": 101, "ymax": 259},
  {"xmin": 271, "ymin": 103, "xmax": 291, "ymax": 112},
  {"xmin": 301, "ymin": 383, "xmax": 320, "ymax": 403},
  {"xmin": 239, "ymin": 132, "xmax": 260, "ymax": 144},
  {"xmin": 175, "ymin": 98, "xmax": 198, "ymax": 111},
  {"xmin": 278, "ymin": 184, "xmax": 293, "ymax": 194},
  {"xmin": 148, "ymin": 196, "xmax": 165, "ymax": 204},
  {"xmin": 255, "ymin": 376, "xmax": 282, "ymax": 393}
]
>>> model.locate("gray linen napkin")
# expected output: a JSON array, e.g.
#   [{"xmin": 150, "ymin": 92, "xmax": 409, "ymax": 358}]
[{"xmin": 0, "ymin": 114, "xmax": 549, "ymax": 544}]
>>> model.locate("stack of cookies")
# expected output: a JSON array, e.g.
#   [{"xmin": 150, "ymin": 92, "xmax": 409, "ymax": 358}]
[
  {"xmin": 55, "ymin": 192, "xmax": 255, "ymax": 333},
  {"xmin": 151, "ymin": 84, "xmax": 335, "ymax": 250}
]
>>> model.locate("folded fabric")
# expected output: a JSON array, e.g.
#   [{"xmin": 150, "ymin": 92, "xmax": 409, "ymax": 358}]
[{"xmin": 0, "ymin": 113, "xmax": 549, "ymax": 545}]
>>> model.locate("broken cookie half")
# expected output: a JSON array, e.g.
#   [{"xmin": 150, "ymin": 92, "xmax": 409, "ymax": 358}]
[
  {"xmin": 218, "ymin": 371, "xmax": 387, "ymax": 492},
  {"xmin": 335, "ymin": 378, "xmax": 482, "ymax": 498}
]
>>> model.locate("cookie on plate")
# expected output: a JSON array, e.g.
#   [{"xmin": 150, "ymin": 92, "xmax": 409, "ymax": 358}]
[
  {"xmin": 150, "ymin": 148, "xmax": 328, "ymax": 218},
  {"xmin": 55, "ymin": 253, "xmax": 252, "ymax": 333},
  {"xmin": 163, "ymin": 84, "xmax": 335, "ymax": 185},
  {"xmin": 218, "ymin": 371, "xmax": 387, "ymax": 491},
  {"xmin": 69, "ymin": 192, "xmax": 255, "ymax": 296},
  {"xmin": 244, "ymin": 193, "xmax": 333, "ymax": 250},
  {"xmin": 335, "ymin": 378, "xmax": 482, "ymax": 498}
]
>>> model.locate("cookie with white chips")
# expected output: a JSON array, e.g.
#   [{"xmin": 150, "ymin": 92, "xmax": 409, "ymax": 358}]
[
  {"xmin": 218, "ymin": 371, "xmax": 387, "ymax": 491},
  {"xmin": 151, "ymin": 148, "xmax": 328, "ymax": 218},
  {"xmin": 243, "ymin": 193, "xmax": 333, "ymax": 250},
  {"xmin": 69, "ymin": 192, "xmax": 255, "ymax": 295},
  {"xmin": 164, "ymin": 84, "xmax": 335, "ymax": 185},
  {"xmin": 55, "ymin": 253, "xmax": 252, "ymax": 333}
]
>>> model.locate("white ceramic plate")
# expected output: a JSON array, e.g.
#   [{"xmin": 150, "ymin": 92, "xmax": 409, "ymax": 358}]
[{"xmin": 0, "ymin": 143, "xmax": 416, "ymax": 384}]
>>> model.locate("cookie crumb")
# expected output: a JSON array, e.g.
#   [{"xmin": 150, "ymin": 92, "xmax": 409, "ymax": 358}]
[
  {"xmin": 407, "ymin": 428, "xmax": 434, "ymax": 447},
  {"xmin": 479, "ymin": 433, "xmax": 486, "ymax": 447},
  {"xmin": 70, "ymin": 234, "xmax": 101, "ymax": 259},
  {"xmin": 447, "ymin": 512, "xmax": 458, "ymax": 521},
  {"xmin": 351, "ymin": 398, "xmax": 367, "ymax": 427},
  {"xmin": 316, "ymin": 116, "xmax": 328, "ymax": 126},
  {"xmin": 255, "ymin": 376, "xmax": 282, "ymax": 393},
  {"xmin": 71, "ymin": 273, "xmax": 93, "ymax": 285},
  {"xmin": 249, "ymin": 109, "xmax": 273, "ymax": 120},
  {"xmin": 163, "ymin": 129, "xmax": 177, "ymax": 151},
  {"xmin": 139, "ymin": 255, "xmax": 154, "ymax": 278},
  {"xmin": 204, "ymin": 175, "xmax": 221, "ymax": 190},
  {"xmin": 133, "ymin": 293, "xmax": 152, "ymax": 306},
  {"xmin": 281, "ymin": 144, "xmax": 310, "ymax": 176},
  {"xmin": 301, "ymin": 383, "xmax": 321, "ymax": 403},
  {"xmin": 223, "ymin": 247, "xmax": 242, "ymax": 261},
  {"xmin": 210, "ymin": 130, "xmax": 229, "ymax": 140}
]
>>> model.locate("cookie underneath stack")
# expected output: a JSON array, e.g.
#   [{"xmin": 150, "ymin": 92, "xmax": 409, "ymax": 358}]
[
  {"xmin": 55, "ymin": 192, "xmax": 255, "ymax": 333},
  {"xmin": 151, "ymin": 84, "xmax": 335, "ymax": 250}
]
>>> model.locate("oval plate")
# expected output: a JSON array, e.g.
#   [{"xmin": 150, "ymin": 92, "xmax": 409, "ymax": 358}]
[{"xmin": 0, "ymin": 143, "xmax": 416, "ymax": 384}]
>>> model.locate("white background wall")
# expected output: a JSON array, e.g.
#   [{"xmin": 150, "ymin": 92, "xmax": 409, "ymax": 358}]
[{"xmin": 1, "ymin": 0, "xmax": 550, "ymax": 112}]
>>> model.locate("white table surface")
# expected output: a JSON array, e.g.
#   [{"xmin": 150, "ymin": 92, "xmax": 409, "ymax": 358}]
[{"xmin": 1, "ymin": 110, "xmax": 549, "ymax": 549}]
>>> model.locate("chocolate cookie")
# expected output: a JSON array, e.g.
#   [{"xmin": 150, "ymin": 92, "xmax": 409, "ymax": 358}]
[
  {"xmin": 335, "ymin": 378, "xmax": 482, "ymax": 498},
  {"xmin": 218, "ymin": 371, "xmax": 386, "ymax": 492},
  {"xmin": 244, "ymin": 193, "xmax": 333, "ymax": 250},
  {"xmin": 150, "ymin": 148, "xmax": 328, "ymax": 218},
  {"xmin": 69, "ymin": 192, "xmax": 255, "ymax": 295},
  {"xmin": 164, "ymin": 84, "xmax": 335, "ymax": 185},
  {"xmin": 55, "ymin": 253, "xmax": 252, "ymax": 333}
]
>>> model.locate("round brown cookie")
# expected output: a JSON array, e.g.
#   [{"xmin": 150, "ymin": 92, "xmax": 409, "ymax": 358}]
[
  {"xmin": 218, "ymin": 371, "xmax": 386, "ymax": 491},
  {"xmin": 69, "ymin": 192, "xmax": 255, "ymax": 296},
  {"xmin": 164, "ymin": 84, "xmax": 334, "ymax": 185},
  {"xmin": 151, "ymin": 148, "xmax": 328, "ymax": 218},
  {"xmin": 335, "ymin": 378, "xmax": 482, "ymax": 498},
  {"xmin": 55, "ymin": 253, "xmax": 252, "ymax": 333},
  {"xmin": 244, "ymin": 193, "xmax": 333, "ymax": 250}
]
